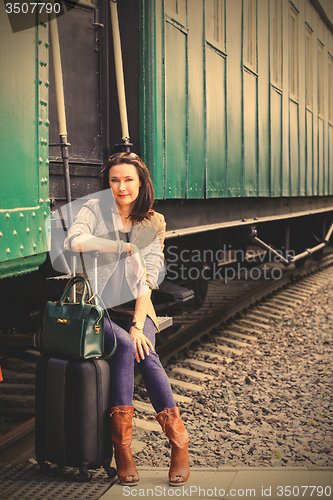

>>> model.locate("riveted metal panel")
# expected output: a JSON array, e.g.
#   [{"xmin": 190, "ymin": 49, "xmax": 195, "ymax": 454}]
[
  {"xmin": 187, "ymin": 0, "xmax": 205, "ymax": 199},
  {"xmin": 243, "ymin": 70, "xmax": 258, "ymax": 196},
  {"xmin": 165, "ymin": 19, "xmax": 187, "ymax": 199},
  {"xmin": 206, "ymin": 47, "xmax": 227, "ymax": 198},
  {"xmin": 49, "ymin": 10, "xmax": 102, "ymax": 165},
  {"xmin": 270, "ymin": 89, "xmax": 282, "ymax": 196},
  {"xmin": 0, "ymin": 6, "xmax": 49, "ymax": 278}
]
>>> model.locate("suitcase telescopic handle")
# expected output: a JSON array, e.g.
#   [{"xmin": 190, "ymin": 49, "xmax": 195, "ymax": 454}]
[{"xmin": 69, "ymin": 250, "xmax": 100, "ymax": 300}]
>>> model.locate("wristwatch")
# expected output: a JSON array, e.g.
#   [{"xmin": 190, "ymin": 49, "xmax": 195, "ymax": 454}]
[{"xmin": 132, "ymin": 320, "xmax": 144, "ymax": 331}]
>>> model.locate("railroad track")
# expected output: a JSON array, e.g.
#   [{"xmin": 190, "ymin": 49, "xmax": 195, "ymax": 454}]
[{"xmin": 1, "ymin": 251, "xmax": 333, "ymax": 462}]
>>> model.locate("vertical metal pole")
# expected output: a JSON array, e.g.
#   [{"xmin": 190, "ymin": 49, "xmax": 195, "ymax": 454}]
[
  {"xmin": 49, "ymin": 10, "xmax": 75, "ymax": 294},
  {"xmin": 71, "ymin": 252, "xmax": 76, "ymax": 299},
  {"xmin": 110, "ymin": 0, "xmax": 131, "ymax": 151},
  {"xmin": 49, "ymin": 12, "xmax": 73, "ymax": 225},
  {"xmin": 92, "ymin": 255, "xmax": 98, "ymax": 296},
  {"xmin": 285, "ymin": 223, "xmax": 290, "ymax": 259}
]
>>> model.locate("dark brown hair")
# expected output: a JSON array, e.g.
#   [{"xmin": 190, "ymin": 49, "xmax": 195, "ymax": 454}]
[{"xmin": 101, "ymin": 152, "xmax": 155, "ymax": 223}]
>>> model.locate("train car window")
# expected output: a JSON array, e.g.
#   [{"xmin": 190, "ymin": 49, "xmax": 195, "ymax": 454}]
[
  {"xmin": 270, "ymin": 0, "xmax": 282, "ymax": 88},
  {"xmin": 317, "ymin": 41, "xmax": 324, "ymax": 118},
  {"xmin": 289, "ymin": 4, "xmax": 298, "ymax": 101},
  {"xmin": 165, "ymin": 0, "xmax": 186, "ymax": 25},
  {"xmin": 305, "ymin": 25, "xmax": 313, "ymax": 110},
  {"xmin": 243, "ymin": 0, "xmax": 257, "ymax": 71},
  {"xmin": 329, "ymin": 53, "xmax": 333, "ymax": 124},
  {"xmin": 205, "ymin": 0, "xmax": 225, "ymax": 49}
]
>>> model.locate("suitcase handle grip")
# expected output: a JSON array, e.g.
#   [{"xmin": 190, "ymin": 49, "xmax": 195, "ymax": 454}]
[{"xmin": 69, "ymin": 251, "xmax": 100, "ymax": 296}]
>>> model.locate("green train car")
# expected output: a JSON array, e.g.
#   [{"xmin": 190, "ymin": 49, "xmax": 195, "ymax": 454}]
[
  {"xmin": 0, "ymin": 4, "xmax": 50, "ymax": 280},
  {"xmin": 47, "ymin": 0, "xmax": 333, "ymax": 248},
  {"xmin": 1, "ymin": 0, "xmax": 333, "ymax": 339},
  {"xmin": 139, "ymin": 0, "xmax": 333, "ymax": 235}
]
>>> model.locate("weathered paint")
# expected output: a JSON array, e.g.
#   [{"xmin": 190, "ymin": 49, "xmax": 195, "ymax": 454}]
[
  {"xmin": 206, "ymin": 46, "xmax": 227, "ymax": 198},
  {"xmin": 165, "ymin": 19, "xmax": 187, "ymax": 199},
  {"xmin": 0, "ymin": 6, "xmax": 49, "ymax": 278},
  {"xmin": 318, "ymin": 118, "xmax": 324, "ymax": 195},
  {"xmin": 298, "ymin": 2, "xmax": 306, "ymax": 197},
  {"xmin": 289, "ymin": 100, "xmax": 299, "ymax": 196},
  {"xmin": 139, "ymin": 0, "xmax": 333, "ymax": 202},
  {"xmin": 328, "ymin": 124, "xmax": 333, "ymax": 194},
  {"xmin": 270, "ymin": 89, "xmax": 282, "ymax": 197},
  {"xmin": 187, "ymin": 0, "xmax": 205, "ymax": 199},
  {"xmin": 226, "ymin": 0, "xmax": 243, "ymax": 197},
  {"xmin": 243, "ymin": 69, "xmax": 258, "ymax": 196},
  {"xmin": 306, "ymin": 109, "xmax": 314, "ymax": 195},
  {"xmin": 258, "ymin": 0, "xmax": 269, "ymax": 196}
]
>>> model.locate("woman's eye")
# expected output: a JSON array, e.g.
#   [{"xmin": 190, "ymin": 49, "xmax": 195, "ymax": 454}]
[
  {"xmin": 126, "ymin": 178, "xmax": 133, "ymax": 182},
  {"xmin": 111, "ymin": 179, "xmax": 119, "ymax": 183}
]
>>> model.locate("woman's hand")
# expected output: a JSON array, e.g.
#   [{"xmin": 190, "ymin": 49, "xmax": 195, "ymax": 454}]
[{"xmin": 130, "ymin": 326, "xmax": 154, "ymax": 363}]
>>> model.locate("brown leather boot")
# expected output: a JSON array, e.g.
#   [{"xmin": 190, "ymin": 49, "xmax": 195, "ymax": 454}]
[
  {"xmin": 110, "ymin": 406, "xmax": 139, "ymax": 486},
  {"xmin": 156, "ymin": 407, "xmax": 190, "ymax": 486}
]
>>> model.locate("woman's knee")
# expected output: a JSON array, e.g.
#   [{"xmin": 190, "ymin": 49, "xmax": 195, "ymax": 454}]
[
  {"xmin": 117, "ymin": 333, "xmax": 136, "ymax": 357},
  {"xmin": 137, "ymin": 349, "xmax": 163, "ymax": 372}
]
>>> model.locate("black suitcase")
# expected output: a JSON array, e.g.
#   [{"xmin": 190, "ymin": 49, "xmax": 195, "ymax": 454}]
[{"xmin": 35, "ymin": 356, "xmax": 115, "ymax": 481}]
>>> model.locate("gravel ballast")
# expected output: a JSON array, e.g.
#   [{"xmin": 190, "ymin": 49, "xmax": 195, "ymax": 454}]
[{"xmin": 133, "ymin": 283, "xmax": 333, "ymax": 469}]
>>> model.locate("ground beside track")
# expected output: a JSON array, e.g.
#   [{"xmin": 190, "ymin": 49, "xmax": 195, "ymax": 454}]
[{"xmin": 132, "ymin": 279, "xmax": 333, "ymax": 469}]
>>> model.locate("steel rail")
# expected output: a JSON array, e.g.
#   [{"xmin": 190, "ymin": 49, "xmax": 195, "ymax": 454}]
[
  {"xmin": 3, "ymin": 253, "xmax": 333, "ymax": 456},
  {"xmin": 154, "ymin": 252, "xmax": 333, "ymax": 365}
]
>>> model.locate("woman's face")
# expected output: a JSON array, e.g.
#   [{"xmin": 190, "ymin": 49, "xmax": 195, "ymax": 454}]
[{"xmin": 109, "ymin": 163, "xmax": 141, "ymax": 211}]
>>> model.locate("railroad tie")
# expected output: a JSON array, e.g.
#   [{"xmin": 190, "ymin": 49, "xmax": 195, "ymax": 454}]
[
  {"xmin": 222, "ymin": 329, "xmax": 257, "ymax": 342},
  {"xmin": 170, "ymin": 366, "xmax": 215, "ymax": 381},
  {"xmin": 231, "ymin": 324, "xmax": 263, "ymax": 335},
  {"xmin": 205, "ymin": 342, "xmax": 242, "ymax": 356},
  {"xmin": 216, "ymin": 336, "xmax": 252, "ymax": 348},
  {"xmin": 133, "ymin": 418, "xmax": 161, "ymax": 432},
  {"xmin": 269, "ymin": 298, "xmax": 296, "ymax": 308},
  {"xmin": 237, "ymin": 318, "xmax": 270, "ymax": 330},
  {"xmin": 167, "ymin": 377, "xmax": 204, "ymax": 392},
  {"xmin": 182, "ymin": 358, "xmax": 224, "ymax": 372},
  {"xmin": 198, "ymin": 350, "xmax": 233, "ymax": 364},
  {"xmin": 244, "ymin": 313, "xmax": 270, "ymax": 324}
]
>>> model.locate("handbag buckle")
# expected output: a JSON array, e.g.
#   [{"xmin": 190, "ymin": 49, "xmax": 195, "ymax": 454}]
[
  {"xmin": 57, "ymin": 318, "xmax": 68, "ymax": 324},
  {"xmin": 94, "ymin": 325, "xmax": 101, "ymax": 334}
]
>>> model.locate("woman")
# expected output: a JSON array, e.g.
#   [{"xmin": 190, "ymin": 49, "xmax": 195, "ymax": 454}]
[{"xmin": 64, "ymin": 152, "xmax": 190, "ymax": 487}]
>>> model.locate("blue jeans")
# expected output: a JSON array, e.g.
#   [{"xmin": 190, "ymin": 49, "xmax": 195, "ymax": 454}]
[{"xmin": 104, "ymin": 316, "xmax": 176, "ymax": 413}]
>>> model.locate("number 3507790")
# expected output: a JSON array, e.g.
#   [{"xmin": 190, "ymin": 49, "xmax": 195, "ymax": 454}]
[{"xmin": 5, "ymin": 3, "xmax": 61, "ymax": 14}]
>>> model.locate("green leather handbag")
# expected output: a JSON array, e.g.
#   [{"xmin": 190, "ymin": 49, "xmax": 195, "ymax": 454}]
[{"xmin": 43, "ymin": 276, "xmax": 116, "ymax": 359}]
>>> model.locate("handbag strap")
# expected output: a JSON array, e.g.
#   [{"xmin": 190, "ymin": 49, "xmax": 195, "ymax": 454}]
[
  {"xmin": 60, "ymin": 276, "xmax": 92, "ymax": 307},
  {"xmin": 66, "ymin": 247, "xmax": 117, "ymax": 359},
  {"xmin": 94, "ymin": 293, "xmax": 117, "ymax": 360}
]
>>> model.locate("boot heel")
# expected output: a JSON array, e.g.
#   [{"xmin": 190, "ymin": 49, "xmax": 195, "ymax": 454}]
[
  {"xmin": 110, "ymin": 406, "xmax": 139, "ymax": 486},
  {"xmin": 156, "ymin": 407, "xmax": 190, "ymax": 485}
]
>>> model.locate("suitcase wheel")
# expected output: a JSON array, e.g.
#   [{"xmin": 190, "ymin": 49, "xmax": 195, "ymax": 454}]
[
  {"xmin": 38, "ymin": 461, "xmax": 51, "ymax": 475},
  {"xmin": 79, "ymin": 467, "xmax": 92, "ymax": 482},
  {"xmin": 104, "ymin": 463, "xmax": 117, "ymax": 479}
]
